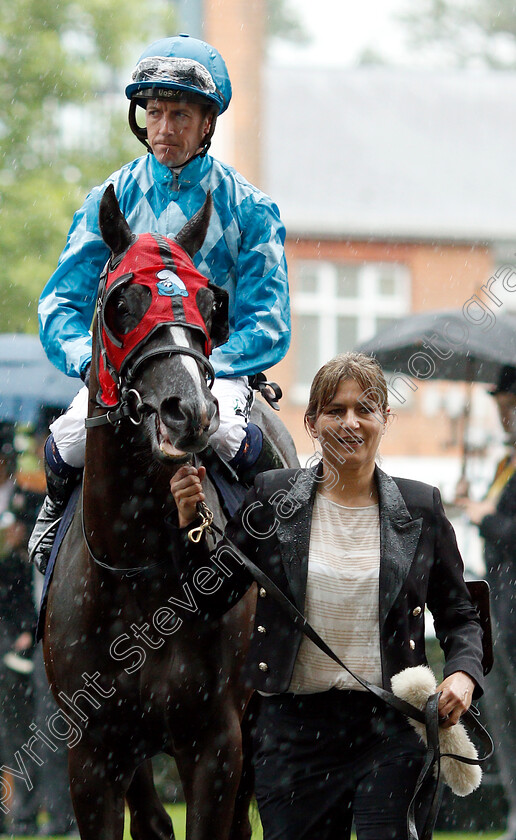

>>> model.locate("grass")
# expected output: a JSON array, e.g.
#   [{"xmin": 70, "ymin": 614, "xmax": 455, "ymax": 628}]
[
  {"xmin": 4, "ymin": 805, "xmax": 503, "ymax": 839},
  {"xmin": 134, "ymin": 804, "xmax": 502, "ymax": 839}
]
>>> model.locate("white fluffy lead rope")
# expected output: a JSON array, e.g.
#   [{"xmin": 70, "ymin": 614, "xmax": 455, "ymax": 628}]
[{"xmin": 391, "ymin": 665, "xmax": 482, "ymax": 796}]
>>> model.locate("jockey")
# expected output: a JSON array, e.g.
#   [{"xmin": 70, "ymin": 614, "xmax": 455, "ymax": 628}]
[{"xmin": 29, "ymin": 34, "xmax": 290, "ymax": 572}]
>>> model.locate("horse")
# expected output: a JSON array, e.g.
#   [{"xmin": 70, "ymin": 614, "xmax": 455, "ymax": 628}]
[{"xmin": 41, "ymin": 184, "xmax": 299, "ymax": 840}]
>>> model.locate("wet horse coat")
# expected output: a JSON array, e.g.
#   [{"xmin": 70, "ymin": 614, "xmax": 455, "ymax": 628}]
[{"xmin": 42, "ymin": 186, "xmax": 298, "ymax": 840}]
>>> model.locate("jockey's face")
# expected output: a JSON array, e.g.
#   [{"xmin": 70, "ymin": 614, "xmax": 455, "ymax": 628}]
[{"xmin": 145, "ymin": 99, "xmax": 212, "ymax": 168}]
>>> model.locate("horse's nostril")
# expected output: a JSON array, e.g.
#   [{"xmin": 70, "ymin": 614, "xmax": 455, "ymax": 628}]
[
  {"xmin": 160, "ymin": 397, "xmax": 182, "ymax": 429},
  {"xmin": 160, "ymin": 396, "xmax": 214, "ymax": 434}
]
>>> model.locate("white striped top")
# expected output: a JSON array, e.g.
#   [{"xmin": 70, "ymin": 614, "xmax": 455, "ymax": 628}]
[{"xmin": 289, "ymin": 493, "xmax": 382, "ymax": 693}]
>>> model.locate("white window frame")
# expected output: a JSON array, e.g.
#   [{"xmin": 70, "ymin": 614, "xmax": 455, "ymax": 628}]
[{"xmin": 292, "ymin": 260, "xmax": 411, "ymax": 404}]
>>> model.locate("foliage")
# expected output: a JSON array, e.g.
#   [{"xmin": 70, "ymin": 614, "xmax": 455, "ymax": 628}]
[
  {"xmin": 0, "ymin": 0, "xmax": 171, "ymax": 333},
  {"xmin": 398, "ymin": 0, "xmax": 516, "ymax": 68},
  {"xmin": 0, "ymin": 0, "xmax": 307, "ymax": 335},
  {"xmin": 265, "ymin": 0, "xmax": 310, "ymax": 45}
]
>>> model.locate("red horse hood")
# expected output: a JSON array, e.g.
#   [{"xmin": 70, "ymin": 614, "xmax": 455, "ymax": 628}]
[{"xmin": 97, "ymin": 232, "xmax": 212, "ymax": 407}]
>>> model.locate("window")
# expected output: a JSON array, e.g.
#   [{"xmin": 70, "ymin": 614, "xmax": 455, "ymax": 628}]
[{"xmin": 292, "ymin": 260, "xmax": 411, "ymax": 402}]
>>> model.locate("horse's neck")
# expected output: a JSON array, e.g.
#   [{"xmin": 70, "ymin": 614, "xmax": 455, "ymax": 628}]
[{"xmin": 83, "ymin": 426, "xmax": 176, "ymax": 564}]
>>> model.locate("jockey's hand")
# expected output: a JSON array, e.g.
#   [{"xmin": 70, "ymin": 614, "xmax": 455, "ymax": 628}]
[
  {"xmin": 170, "ymin": 465, "xmax": 206, "ymax": 529},
  {"xmin": 436, "ymin": 671, "xmax": 475, "ymax": 728}
]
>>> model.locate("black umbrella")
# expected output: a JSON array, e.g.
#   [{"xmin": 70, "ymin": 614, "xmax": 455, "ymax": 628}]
[
  {"xmin": 355, "ymin": 309, "xmax": 516, "ymax": 384},
  {"xmin": 0, "ymin": 333, "xmax": 79, "ymax": 424},
  {"xmin": 355, "ymin": 309, "xmax": 516, "ymax": 479}
]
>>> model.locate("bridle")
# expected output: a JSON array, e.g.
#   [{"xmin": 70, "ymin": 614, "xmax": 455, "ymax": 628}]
[
  {"xmin": 85, "ymin": 338, "xmax": 215, "ymax": 429},
  {"xmin": 81, "ymin": 329, "xmax": 215, "ymax": 571},
  {"xmin": 85, "ymin": 253, "xmax": 216, "ymax": 433},
  {"xmin": 80, "ymin": 233, "xmax": 218, "ymax": 574}
]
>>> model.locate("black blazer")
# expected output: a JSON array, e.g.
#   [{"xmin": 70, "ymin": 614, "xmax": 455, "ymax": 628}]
[{"xmin": 171, "ymin": 464, "xmax": 485, "ymax": 696}]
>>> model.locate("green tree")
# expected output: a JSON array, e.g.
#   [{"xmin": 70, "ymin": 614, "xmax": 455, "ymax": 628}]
[
  {"xmin": 0, "ymin": 0, "xmax": 171, "ymax": 333},
  {"xmin": 0, "ymin": 0, "xmax": 307, "ymax": 334},
  {"xmin": 398, "ymin": 0, "xmax": 516, "ymax": 69},
  {"xmin": 266, "ymin": 0, "xmax": 309, "ymax": 46}
]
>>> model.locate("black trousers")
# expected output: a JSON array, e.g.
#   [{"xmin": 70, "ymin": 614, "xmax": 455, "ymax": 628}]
[{"xmin": 252, "ymin": 689, "xmax": 436, "ymax": 840}]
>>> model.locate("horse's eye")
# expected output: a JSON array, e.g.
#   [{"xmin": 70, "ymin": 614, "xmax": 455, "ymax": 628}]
[{"xmin": 104, "ymin": 284, "xmax": 151, "ymax": 336}]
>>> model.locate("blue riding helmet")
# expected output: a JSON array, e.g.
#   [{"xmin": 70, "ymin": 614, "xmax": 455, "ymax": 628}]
[{"xmin": 125, "ymin": 34, "xmax": 232, "ymax": 115}]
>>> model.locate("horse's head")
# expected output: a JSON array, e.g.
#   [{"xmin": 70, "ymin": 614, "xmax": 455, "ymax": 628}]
[{"xmin": 91, "ymin": 184, "xmax": 229, "ymax": 462}]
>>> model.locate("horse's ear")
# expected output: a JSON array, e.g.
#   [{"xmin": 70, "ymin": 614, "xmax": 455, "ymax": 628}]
[
  {"xmin": 196, "ymin": 283, "xmax": 229, "ymax": 349},
  {"xmin": 175, "ymin": 192, "xmax": 212, "ymax": 259},
  {"xmin": 99, "ymin": 184, "xmax": 133, "ymax": 256}
]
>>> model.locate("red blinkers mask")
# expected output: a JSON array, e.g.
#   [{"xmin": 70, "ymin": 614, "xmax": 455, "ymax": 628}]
[{"xmin": 96, "ymin": 232, "xmax": 212, "ymax": 407}]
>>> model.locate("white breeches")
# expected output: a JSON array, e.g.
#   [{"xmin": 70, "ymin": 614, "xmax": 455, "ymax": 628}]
[{"xmin": 50, "ymin": 377, "xmax": 254, "ymax": 467}]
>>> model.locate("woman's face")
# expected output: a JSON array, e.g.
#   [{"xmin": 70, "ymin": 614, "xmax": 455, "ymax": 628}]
[{"xmin": 308, "ymin": 378, "xmax": 386, "ymax": 474}]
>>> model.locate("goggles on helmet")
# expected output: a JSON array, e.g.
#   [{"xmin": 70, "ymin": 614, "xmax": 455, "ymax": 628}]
[{"xmin": 130, "ymin": 56, "xmax": 217, "ymax": 103}]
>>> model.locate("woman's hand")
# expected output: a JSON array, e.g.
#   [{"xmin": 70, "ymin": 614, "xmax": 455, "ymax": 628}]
[
  {"xmin": 170, "ymin": 465, "xmax": 207, "ymax": 529},
  {"xmin": 436, "ymin": 671, "xmax": 475, "ymax": 728}
]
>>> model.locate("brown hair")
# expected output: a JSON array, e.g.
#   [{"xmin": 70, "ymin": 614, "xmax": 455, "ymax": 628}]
[{"xmin": 304, "ymin": 352, "xmax": 389, "ymax": 433}]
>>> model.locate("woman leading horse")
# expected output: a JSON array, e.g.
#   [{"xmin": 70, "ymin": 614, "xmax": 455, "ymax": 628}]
[{"xmin": 170, "ymin": 352, "xmax": 485, "ymax": 840}]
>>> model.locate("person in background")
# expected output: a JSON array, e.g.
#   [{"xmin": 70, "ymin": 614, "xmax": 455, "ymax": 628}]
[
  {"xmin": 170, "ymin": 352, "xmax": 484, "ymax": 840},
  {"xmin": 29, "ymin": 33, "xmax": 290, "ymax": 574},
  {"xmin": 1, "ymin": 415, "xmax": 77, "ymax": 836},
  {"xmin": 23, "ymin": 407, "xmax": 78, "ymax": 836},
  {"xmin": 0, "ymin": 422, "xmax": 17, "ymax": 518},
  {"xmin": 0, "ymin": 430, "xmax": 39, "ymax": 836},
  {"xmin": 457, "ymin": 364, "xmax": 516, "ymax": 840}
]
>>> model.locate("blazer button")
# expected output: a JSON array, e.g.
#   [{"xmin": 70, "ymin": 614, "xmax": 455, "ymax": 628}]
[
  {"xmin": 257, "ymin": 625, "xmax": 267, "ymax": 634},
  {"xmin": 412, "ymin": 606, "xmax": 422, "ymax": 617},
  {"xmin": 258, "ymin": 662, "xmax": 269, "ymax": 672},
  {"xmin": 259, "ymin": 587, "xmax": 267, "ymax": 598},
  {"xmin": 409, "ymin": 639, "xmax": 416, "ymax": 650}
]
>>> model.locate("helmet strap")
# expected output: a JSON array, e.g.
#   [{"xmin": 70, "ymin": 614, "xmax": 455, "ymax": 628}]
[
  {"xmin": 128, "ymin": 100, "xmax": 152, "ymax": 154},
  {"xmin": 200, "ymin": 113, "xmax": 217, "ymax": 156}
]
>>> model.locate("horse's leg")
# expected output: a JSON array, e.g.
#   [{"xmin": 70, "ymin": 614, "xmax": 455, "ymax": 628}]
[
  {"xmin": 229, "ymin": 694, "xmax": 261, "ymax": 840},
  {"xmin": 67, "ymin": 743, "xmax": 129, "ymax": 840},
  {"xmin": 174, "ymin": 711, "xmax": 243, "ymax": 840},
  {"xmin": 126, "ymin": 760, "xmax": 175, "ymax": 840}
]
